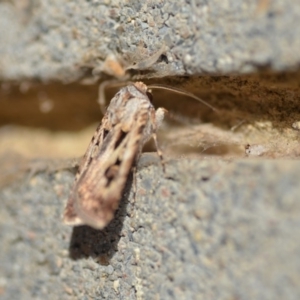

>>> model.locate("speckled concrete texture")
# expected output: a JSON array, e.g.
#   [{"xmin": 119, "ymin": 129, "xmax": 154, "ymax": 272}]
[
  {"xmin": 0, "ymin": 155, "xmax": 300, "ymax": 300},
  {"xmin": 1, "ymin": 0, "xmax": 300, "ymax": 299},
  {"xmin": 1, "ymin": 0, "xmax": 300, "ymax": 81}
]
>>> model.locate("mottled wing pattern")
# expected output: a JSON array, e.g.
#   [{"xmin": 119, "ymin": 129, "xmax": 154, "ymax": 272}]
[
  {"xmin": 75, "ymin": 109, "xmax": 149, "ymax": 228},
  {"xmin": 63, "ymin": 114, "xmax": 111, "ymax": 225},
  {"xmin": 63, "ymin": 82, "xmax": 153, "ymax": 229}
]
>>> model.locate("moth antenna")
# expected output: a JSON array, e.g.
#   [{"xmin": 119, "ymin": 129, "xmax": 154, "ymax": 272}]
[
  {"xmin": 147, "ymin": 84, "xmax": 218, "ymax": 112},
  {"xmin": 230, "ymin": 119, "xmax": 246, "ymax": 132}
]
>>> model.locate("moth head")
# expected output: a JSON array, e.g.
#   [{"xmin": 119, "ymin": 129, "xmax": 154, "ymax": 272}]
[
  {"xmin": 131, "ymin": 81, "xmax": 154, "ymax": 102},
  {"xmin": 132, "ymin": 81, "xmax": 148, "ymax": 94}
]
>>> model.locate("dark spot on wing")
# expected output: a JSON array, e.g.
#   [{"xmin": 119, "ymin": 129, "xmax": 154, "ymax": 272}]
[
  {"xmin": 115, "ymin": 130, "xmax": 127, "ymax": 149},
  {"xmin": 103, "ymin": 129, "xmax": 109, "ymax": 140},
  {"xmin": 138, "ymin": 124, "xmax": 145, "ymax": 135},
  {"xmin": 99, "ymin": 132, "xmax": 112, "ymax": 154},
  {"xmin": 105, "ymin": 165, "xmax": 119, "ymax": 187},
  {"xmin": 115, "ymin": 158, "xmax": 122, "ymax": 166}
]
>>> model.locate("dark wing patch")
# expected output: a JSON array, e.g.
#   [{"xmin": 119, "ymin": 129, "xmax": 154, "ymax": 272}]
[
  {"xmin": 63, "ymin": 115, "xmax": 110, "ymax": 225},
  {"xmin": 72, "ymin": 112, "xmax": 148, "ymax": 229}
]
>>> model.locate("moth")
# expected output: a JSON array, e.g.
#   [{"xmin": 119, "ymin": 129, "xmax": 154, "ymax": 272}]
[
  {"xmin": 63, "ymin": 80, "xmax": 216, "ymax": 229},
  {"xmin": 63, "ymin": 81, "xmax": 166, "ymax": 229},
  {"xmin": 63, "ymin": 38, "xmax": 218, "ymax": 229}
]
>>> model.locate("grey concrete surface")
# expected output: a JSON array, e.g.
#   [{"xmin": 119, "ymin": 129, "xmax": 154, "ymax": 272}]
[
  {"xmin": 1, "ymin": 0, "xmax": 300, "ymax": 81},
  {"xmin": 0, "ymin": 155, "xmax": 300, "ymax": 300},
  {"xmin": 1, "ymin": 0, "xmax": 300, "ymax": 299}
]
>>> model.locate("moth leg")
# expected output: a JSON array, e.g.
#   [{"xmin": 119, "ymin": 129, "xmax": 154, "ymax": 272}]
[
  {"xmin": 132, "ymin": 166, "xmax": 137, "ymax": 203},
  {"xmin": 98, "ymin": 80, "xmax": 114, "ymax": 114},
  {"xmin": 98, "ymin": 80, "xmax": 130, "ymax": 114},
  {"xmin": 151, "ymin": 108, "xmax": 166, "ymax": 173},
  {"xmin": 153, "ymin": 133, "xmax": 165, "ymax": 173},
  {"xmin": 127, "ymin": 165, "xmax": 137, "ymax": 221}
]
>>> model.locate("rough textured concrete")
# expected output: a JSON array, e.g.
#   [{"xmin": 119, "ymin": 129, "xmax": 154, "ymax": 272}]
[
  {"xmin": 1, "ymin": 0, "xmax": 300, "ymax": 81},
  {"xmin": 1, "ymin": 0, "xmax": 300, "ymax": 300},
  {"xmin": 0, "ymin": 156, "xmax": 300, "ymax": 300}
]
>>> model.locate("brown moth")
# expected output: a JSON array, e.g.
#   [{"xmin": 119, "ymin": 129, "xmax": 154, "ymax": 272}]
[
  {"xmin": 63, "ymin": 82, "xmax": 166, "ymax": 229},
  {"xmin": 63, "ymin": 81, "xmax": 216, "ymax": 229}
]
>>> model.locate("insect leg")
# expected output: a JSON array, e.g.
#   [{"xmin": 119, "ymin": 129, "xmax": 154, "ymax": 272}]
[
  {"xmin": 98, "ymin": 80, "xmax": 131, "ymax": 114},
  {"xmin": 132, "ymin": 166, "xmax": 137, "ymax": 203},
  {"xmin": 151, "ymin": 108, "xmax": 166, "ymax": 173}
]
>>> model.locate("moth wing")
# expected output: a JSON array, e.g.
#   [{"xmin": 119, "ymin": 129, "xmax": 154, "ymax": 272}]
[
  {"xmin": 73, "ymin": 110, "xmax": 148, "ymax": 229},
  {"xmin": 63, "ymin": 115, "xmax": 111, "ymax": 226}
]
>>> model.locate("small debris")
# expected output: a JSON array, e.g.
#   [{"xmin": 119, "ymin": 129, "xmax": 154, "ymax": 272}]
[
  {"xmin": 292, "ymin": 121, "xmax": 300, "ymax": 131},
  {"xmin": 245, "ymin": 144, "xmax": 267, "ymax": 156}
]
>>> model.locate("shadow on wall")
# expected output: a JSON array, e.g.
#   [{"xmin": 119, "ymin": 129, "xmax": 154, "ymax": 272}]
[{"xmin": 68, "ymin": 174, "xmax": 133, "ymax": 265}]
